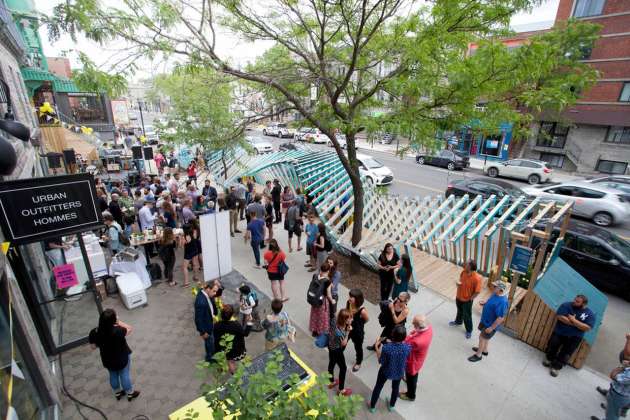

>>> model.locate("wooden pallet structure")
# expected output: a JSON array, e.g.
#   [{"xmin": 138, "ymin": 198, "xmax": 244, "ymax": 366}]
[{"xmin": 207, "ymin": 149, "xmax": 602, "ymax": 367}]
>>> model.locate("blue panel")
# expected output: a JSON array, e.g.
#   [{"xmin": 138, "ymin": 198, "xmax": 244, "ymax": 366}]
[{"xmin": 533, "ymin": 255, "xmax": 608, "ymax": 345}]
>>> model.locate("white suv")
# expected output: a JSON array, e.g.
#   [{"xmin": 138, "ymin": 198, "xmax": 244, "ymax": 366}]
[
  {"xmin": 485, "ymin": 159, "xmax": 552, "ymax": 184},
  {"xmin": 263, "ymin": 123, "xmax": 293, "ymax": 138}
]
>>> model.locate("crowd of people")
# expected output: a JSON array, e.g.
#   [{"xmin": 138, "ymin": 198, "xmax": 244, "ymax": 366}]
[{"xmin": 86, "ymin": 163, "xmax": 629, "ymax": 418}]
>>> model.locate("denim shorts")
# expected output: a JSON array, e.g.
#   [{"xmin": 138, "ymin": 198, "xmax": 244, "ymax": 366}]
[{"xmin": 478, "ymin": 322, "xmax": 497, "ymax": 339}]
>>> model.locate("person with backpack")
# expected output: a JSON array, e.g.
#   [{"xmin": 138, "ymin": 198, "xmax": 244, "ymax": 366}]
[
  {"xmin": 102, "ymin": 213, "xmax": 125, "ymax": 255},
  {"xmin": 377, "ymin": 243, "xmax": 401, "ymax": 301},
  {"xmin": 88, "ymin": 309, "xmax": 140, "ymax": 402},
  {"xmin": 285, "ymin": 201, "xmax": 303, "ymax": 253},
  {"xmin": 315, "ymin": 223, "xmax": 332, "ymax": 273},
  {"xmin": 347, "ymin": 288, "xmax": 369, "ymax": 372},
  {"xmin": 327, "ymin": 309, "xmax": 353, "ymax": 397},
  {"xmin": 238, "ymin": 284, "xmax": 259, "ymax": 331},
  {"xmin": 308, "ymin": 261, "xmax": 334, "ymax": 337},
  {"xmin": 263, "ymin": 239, "xmax": 288, "ymax": 301},
  {"xmin": 159, "ymin": 227, "xmax": 177, "ymax": 287},
  {"xmin": 294, "ymin": 187, "xmax": 306, "ymax": 217},
  {"xmin": 368, "ymin": 292, "xmax": 410, "ymax": 351}
]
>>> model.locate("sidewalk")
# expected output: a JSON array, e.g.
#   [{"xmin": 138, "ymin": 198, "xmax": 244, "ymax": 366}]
[{"xmin": 231, "ymin": 218, "xmax": 610, "ymax": 420}]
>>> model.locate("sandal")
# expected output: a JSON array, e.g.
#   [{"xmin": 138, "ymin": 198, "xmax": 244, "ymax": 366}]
[{"xmin": 282, "ymin": 297, "xmax": 290, "ymax": 302}]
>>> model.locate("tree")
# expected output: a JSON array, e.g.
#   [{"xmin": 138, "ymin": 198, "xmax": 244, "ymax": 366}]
[
  {"xmin": 71, "ymin": 52, "xmax": 128, "ymax": 98},
  {"xmin": 46, "ymin": 0, "xmax": 598, "ymax": 250}
]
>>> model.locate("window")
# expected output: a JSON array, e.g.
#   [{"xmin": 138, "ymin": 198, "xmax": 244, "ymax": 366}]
[
  {"xmin": 480, "ymin": 134, "xmax": 502, "ymax": 157},
  {"xmin": 596, "ymin": 159, "xmax": 628, "ymax": 175},
  {"xmin": 573, "ymin": 0, "xmax": 605, "ymax": 17},
  {"xmin": 606, "ymin": 127, "xmax": 630, "ymax": 144},
  {"xmin": 574, "ymin": 187, "xmax": 605, "ymax": 199},
  {"xmin": 539, "ymin": 153, "xmax": 565, "ymax": 168},
  {"xmin": 537, "ymin": 122, "xmax": 569, "ymax": 148},
  {"xmin": 520, "ymin": 161, "xmax": 540, "ymax": 168},
  {"xmin": 577, "ymin": 238, "xmax": 613, "ymax": 261},
  {"xmin": 620, "ymin": 83, "xmax": 630, "ymax": 102},
  {"xmin": 506, "ymin": 159, "xmax": 523, "ymax": 166},
  {"xmin": 546, "ymin": 186, "xmax": 574, "ymax": 196}
]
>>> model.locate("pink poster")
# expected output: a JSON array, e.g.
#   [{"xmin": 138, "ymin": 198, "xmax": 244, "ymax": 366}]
[{"xmin": 53, "ymin": 264, "xmax": 79, "ymax": 289}]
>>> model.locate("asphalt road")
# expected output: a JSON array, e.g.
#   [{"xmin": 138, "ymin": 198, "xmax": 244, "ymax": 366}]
[{"xmin": 251, "ymin": 131, "xmax": 630, "ymax": 239}]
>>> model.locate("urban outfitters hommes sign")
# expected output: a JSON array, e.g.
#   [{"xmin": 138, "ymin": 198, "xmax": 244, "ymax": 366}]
[{"xmin": 0, "ymin": 174, "xmax": 103, "ymax": 244}]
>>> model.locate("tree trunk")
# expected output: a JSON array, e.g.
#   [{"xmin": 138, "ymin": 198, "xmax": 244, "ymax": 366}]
[
  {"xmin": 345, "ymin": 133, "xmax": 365, "ymax": 274},
  {"xmin": 221, "ymin": 150, "xmax": 228, "ymax": 180}
]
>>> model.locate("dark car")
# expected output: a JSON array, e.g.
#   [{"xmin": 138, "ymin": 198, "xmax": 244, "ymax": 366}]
[
  {"xmin": 445, "ymin": 178, "xmax": 525, "ymax": 200},
  {"xmin": 279, "ymin": 143, "xmax": 298, "ymax": 152},
  {"xmin": 416, "ymin": 150, "xmax": 470, "ymax": 171},
  {"xmin": 534, "ymin": 220, "xmax": 630, "ymax": 301}
]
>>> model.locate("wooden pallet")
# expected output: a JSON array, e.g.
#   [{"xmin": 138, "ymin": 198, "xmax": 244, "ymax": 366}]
[{"xmin": 411, "ymin": 247, "xmax": 527, "ymax": 314}]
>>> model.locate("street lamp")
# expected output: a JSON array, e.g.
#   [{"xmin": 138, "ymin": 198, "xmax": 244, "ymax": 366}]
[{"xmin": 138, "ymin": 100, "xmax": 146, "ymax": 135}]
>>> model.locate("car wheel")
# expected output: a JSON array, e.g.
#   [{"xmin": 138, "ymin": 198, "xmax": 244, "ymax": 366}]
[
  {"xmin": 593, "ymin": 212, "xmax": 613, "ymax": 227},
  {"xmin": 528, "ymin": 174, "xmax": 541, "ymax": 185},
  {"xmin": 263, "ymin": 130, "xmax": 267, "ymax": 136},
  {"xmin": 487, "ymin": 167, "xmax": 498, "ymax": 178},
  {"xmin": 447, "ymin": 162, "xmax": 455, "ymax": 171},
  {"xmin": 366, "ymin": 177, "xmax": 374, "ymax": 186},
  {"xmin": 417, "ymin": 157, "xmax": 425, "ymax": 165},
  {"xmin": 327, "ymin": 141, "xmax": 332, "ymax": 147},
  {"xmin": 255, "ymin": 149, "xmax": 260, "ymax": 155}
]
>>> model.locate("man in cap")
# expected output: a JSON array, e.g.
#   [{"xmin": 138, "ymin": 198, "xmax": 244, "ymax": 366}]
[{"xmin": 468, "ymin": 280, "xmax": 509, "ymax": 362}]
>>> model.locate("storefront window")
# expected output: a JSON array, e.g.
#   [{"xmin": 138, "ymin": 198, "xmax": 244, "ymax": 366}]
[
  {"xmin": 480, "ymin": 134, "xmax": 502, "ymax": 157},
  {"xmin": 13, "ymin": 235, "xmax": 102, "ymax": 353},
  {"xmin": 537, "ymin": 122, "xmax": 569, "ymax": 148},
  {"xmin": 0, "ymin": 282, "xmax": 45, "ymax": 419}
]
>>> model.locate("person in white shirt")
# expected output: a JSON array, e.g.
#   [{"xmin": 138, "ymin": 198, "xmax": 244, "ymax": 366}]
[{"xmin": 138, "ymin": 200, "xmax": 157, "ymax": 260}]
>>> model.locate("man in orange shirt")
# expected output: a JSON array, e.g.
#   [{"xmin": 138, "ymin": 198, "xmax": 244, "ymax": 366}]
[{"xmin": 449, "ymin": 260, "xmax": 482, "ymax": 339}]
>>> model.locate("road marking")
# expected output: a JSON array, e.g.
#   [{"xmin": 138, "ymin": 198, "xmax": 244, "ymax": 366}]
[{"xmin": 394, "ymin": 179, "xmax": 444, "ymax": 193}]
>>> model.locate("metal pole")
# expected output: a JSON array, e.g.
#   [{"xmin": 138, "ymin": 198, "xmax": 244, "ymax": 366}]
[
  {"xmin": 77, "ymin": 233, "xmax": 104, "ymax": 313},
  {"xmin": 138, "ymin": 100, "xmax": 146, "ymax": 135}
]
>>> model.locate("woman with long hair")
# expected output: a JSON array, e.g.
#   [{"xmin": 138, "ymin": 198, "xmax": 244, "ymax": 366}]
[
  {"xmin": 308, "ymin": 262, "xmax": 334, "ymax": 337},
  {"xmin": 377, "ymin": 243, "xmax": 401, "ymax": 301},
  {"xmin": 314, "ymin": 223, "xmax": 330, "ymax": 273},
  {"xmin": 280, "ymin": 185, "xmax": 295, "ymax": 216},
  {"xmin": 159, "ymin": 227, "xmax": 177, "ymax": 286},
  {"xmin": 392, "ymin": 253, "xmax": 412, "ymax": 298},
  {"xmin": 327, "ymin": 309, "xmax": 353, "ymax": 396},
  {"xmin": 161, "ymin": 200, "xmax": 177, "ymax": 229},
  {"xmin": 88, "ymin": 309, "xmax": 140, "ymax": 401},
  {"xmin": 181, "ymin": 225, "xmax": 201, "ymax": 287},
  {"xmin": 263, "ymin": 239, "xmax": 287, "ymax": 301},
  {"xmin": 326, "ymin": 256, "xmax": 341, "ymax": 319},
  {"xmin": 347, "ymin": 289, "xmax": 369, "ymax": 372}
]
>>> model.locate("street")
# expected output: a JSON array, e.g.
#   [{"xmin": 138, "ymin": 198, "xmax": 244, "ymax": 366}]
[{"xmin": 250, "ymin": 131, "xmax": 630, "ymax": 239}]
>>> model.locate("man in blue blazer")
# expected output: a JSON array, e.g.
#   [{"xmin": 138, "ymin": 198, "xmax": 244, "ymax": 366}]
[{"xmin": 195, "ymin": 281, "xmax": 219, "ymax": 362}]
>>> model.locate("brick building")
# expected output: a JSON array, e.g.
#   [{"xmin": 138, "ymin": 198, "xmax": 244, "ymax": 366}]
[
  {"xmin": 46, "ymin": 56, "xmax": 72, "ymax": 79},
  {"xmin": 521, "ymin": 0, "xmax": 630, "ymax": 174}
]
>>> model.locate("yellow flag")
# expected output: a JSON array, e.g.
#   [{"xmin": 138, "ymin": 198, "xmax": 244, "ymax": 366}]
[{"xmin": 1, "ymin": 242, "xmax": 9, "ymax": 255}]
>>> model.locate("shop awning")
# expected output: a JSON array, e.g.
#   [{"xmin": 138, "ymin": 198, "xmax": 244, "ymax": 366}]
[
  {"xmin": 21, "ymin": 67, "xmax": 80, "ymax": 95},
  {"xmin": 52, "ymin": 78, "xmax": 80, "ymax": 93}
]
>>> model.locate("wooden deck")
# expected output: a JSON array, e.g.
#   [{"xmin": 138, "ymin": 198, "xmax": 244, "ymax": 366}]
[{"xmin": 411, "ymin": 248, "xmax": 527, "ymax": 313}]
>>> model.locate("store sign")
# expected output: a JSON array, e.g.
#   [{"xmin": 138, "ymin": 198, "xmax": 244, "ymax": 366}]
[{"xmin": 0, "ymin": 174, "xmax": 103, "ymax": 244}]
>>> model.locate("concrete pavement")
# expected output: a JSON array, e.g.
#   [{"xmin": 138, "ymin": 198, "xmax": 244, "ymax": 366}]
[{"xmin": 230, "ymin": 217, "xmax": 611, "ymax": 420}]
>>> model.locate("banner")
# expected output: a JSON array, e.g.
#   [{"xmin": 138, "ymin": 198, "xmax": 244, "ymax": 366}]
[
  {"xmin": 111, "ymin": 100, "xmax": 130, "ymax": 125},
  {"xmin": 0, "ymin": 174, "xmax": 103, "ymax": 243}
]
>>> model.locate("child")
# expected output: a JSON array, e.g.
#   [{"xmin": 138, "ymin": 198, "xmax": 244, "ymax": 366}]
[{"xmin": 238, "ymin": 284, "xmax": 261, "ymax": 332}]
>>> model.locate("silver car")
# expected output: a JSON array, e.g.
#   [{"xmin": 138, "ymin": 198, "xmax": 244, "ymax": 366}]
[
  {"xmin": 523, "ymin": 181, "xmax": 630, "ymax": 227},
  {"xmin": 584, "ymin": 175, "xmax": 630, "ymax": 201}
]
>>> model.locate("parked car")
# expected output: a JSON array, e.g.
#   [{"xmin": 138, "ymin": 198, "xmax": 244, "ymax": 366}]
[
  {"xmin": 485, "ymin": 159, "xmax": 553, "ymax": 185},
  {"xmin": 534, "ymin": 220, "xmax": 630, "ymax": 301},
  {"xmin": 305, "ymin": 129, "xmax": 330, "ymax": 144},
  {"xmin": 263, "ymin": 123, "xmax": 293, "ymax": 138},
  {"xmin": 523, "ymin": 181, "xmax": 630, "ymax": 227},
  {"xmin": 584, "ymin": 175, "xmax": 630, "ymax": 202},
  {"xmin": 327, "ymin": 134, "xmax": 347, "ymax": 149},
  {"xmin": 278, "ymin": 143, "xmax": 298, "ymax": 152},
  {"xmin": 416, "ymin": 150, "xmax": 469, "ymax": 171},
  {"xmin": 247, "ymin": 137, "xmax": 273, "ymax": 154},
  {"xmin": 446, "ymin": 178, "xmax": 526, "ymax": 200},
  {"xmin": 379, "ymin": 132, "xmax": 396, "ymax": 145},
  {"xmin": 294, "ymin": 127, "xmax": 314, "ymax": 142},
  {"xmin": 356, "ymin": 153, "xmax": 394, "ymax": 186}
]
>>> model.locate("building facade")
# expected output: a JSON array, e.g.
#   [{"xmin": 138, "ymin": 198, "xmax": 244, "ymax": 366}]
[{"xmin": 521, "ymin": 0, "xmax": 630, "ymax": 174}]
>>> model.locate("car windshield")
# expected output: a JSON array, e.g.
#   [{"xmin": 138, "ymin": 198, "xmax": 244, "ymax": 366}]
[
  {"xmin": 362, "ymin": 157, "xmax": 383, "ymax": 169},
  {"xmin": 300, "ymin": 127, "xmax": 310, "ymax": 132},
  {"xmin": 595, "ymin": 231, "xmax": 630, "ymax": 262}
]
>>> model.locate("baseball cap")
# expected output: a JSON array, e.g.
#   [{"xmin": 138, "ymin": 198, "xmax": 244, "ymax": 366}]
[{"xmin": 492, "ymin": 280, "xmax": 507, "ymax": 291}]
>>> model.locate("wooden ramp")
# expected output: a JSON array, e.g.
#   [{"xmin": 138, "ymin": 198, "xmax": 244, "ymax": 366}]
[{"xmin": 411, "ymin": 248, "xmax": 527, "ymax": 314}]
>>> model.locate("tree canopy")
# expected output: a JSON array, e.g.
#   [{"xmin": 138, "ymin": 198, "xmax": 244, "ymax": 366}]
[
  {"xmin": 71, "ymin": 52, "xmax": 129, "ymax": 98},
  {"xmin": 46, "ymin": 0, "xmax": 599, "ymax": 246}
]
